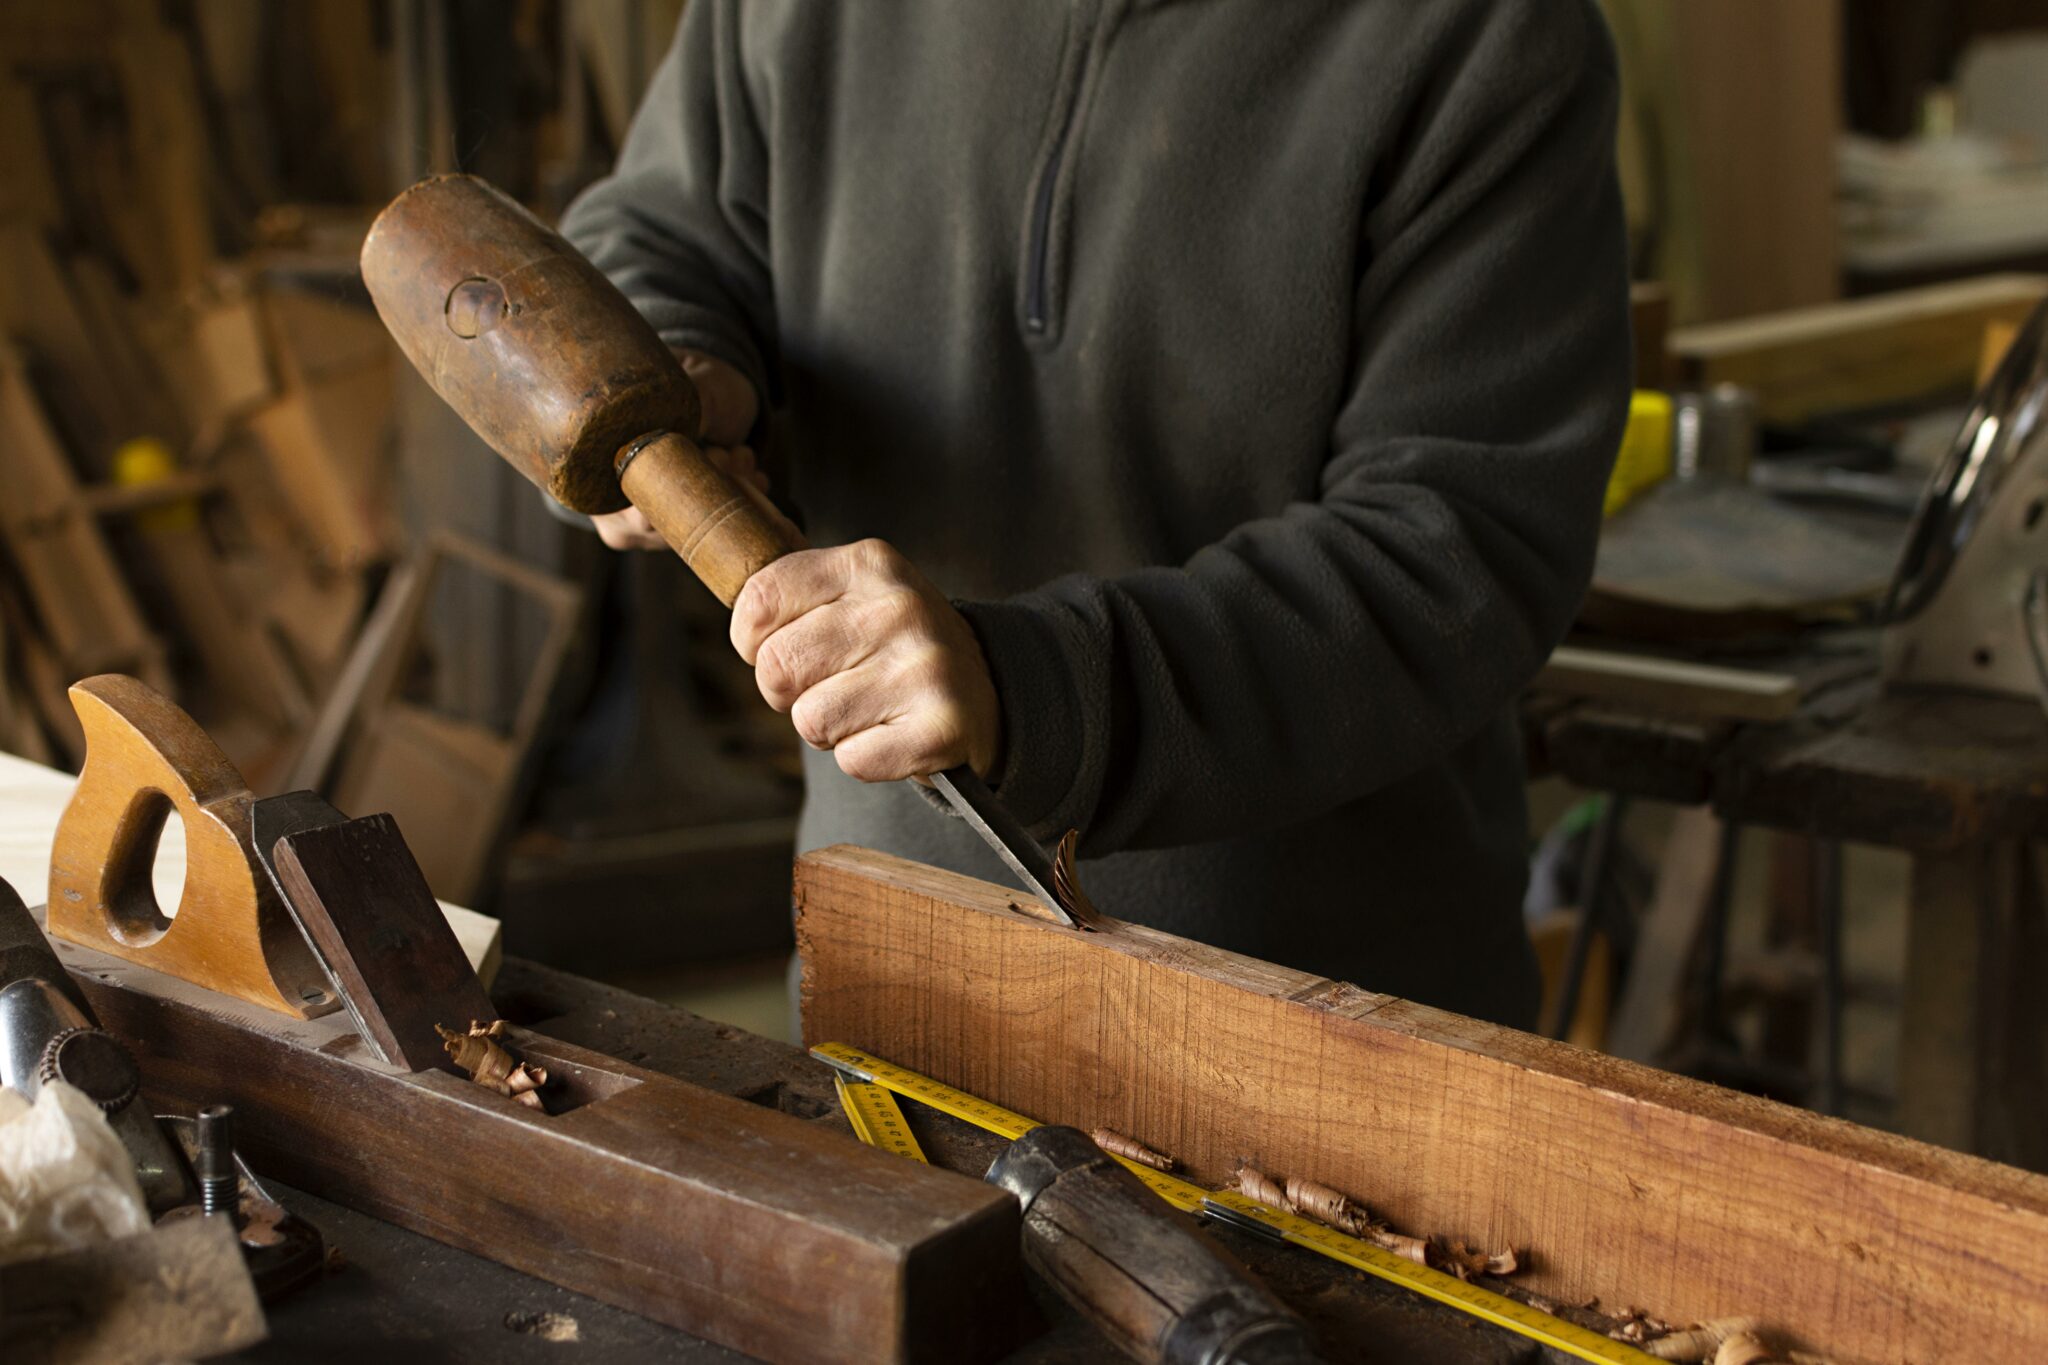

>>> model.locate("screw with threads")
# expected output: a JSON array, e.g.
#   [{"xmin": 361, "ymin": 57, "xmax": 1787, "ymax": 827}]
[{"xmin": 196, "ymin": 1104, "xmax": 239, "ymax": 1222}]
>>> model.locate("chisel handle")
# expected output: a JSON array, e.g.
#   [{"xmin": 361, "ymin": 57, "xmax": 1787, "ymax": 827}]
[{"xmin": 987, "ymin": 1127, "xmax": 1323, "ymax": 1365}]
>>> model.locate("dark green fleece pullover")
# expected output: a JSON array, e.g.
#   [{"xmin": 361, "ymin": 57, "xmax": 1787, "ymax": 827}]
[{"xmin": 561, "ymin": 0, "xmax": 1631, "ymax": 1027}]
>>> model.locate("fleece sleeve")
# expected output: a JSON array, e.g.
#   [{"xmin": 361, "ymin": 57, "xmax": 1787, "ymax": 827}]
[
  {"xmin": 957, "ymin": 9, "xmax": 1633, "ymax": 855},
  {"xmin": 557, "ymin": 0, "xmax": 776, "ymax": 417}
]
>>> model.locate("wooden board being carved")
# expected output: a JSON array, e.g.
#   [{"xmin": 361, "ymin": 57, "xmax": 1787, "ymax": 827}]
[
  {"xmin": 796, "ymin": 845, "xmax": 2048, "ymax": 1365},
  {"xmin": 50, "ymin": 916, "xmax": 1022, "ymax": 1365}
]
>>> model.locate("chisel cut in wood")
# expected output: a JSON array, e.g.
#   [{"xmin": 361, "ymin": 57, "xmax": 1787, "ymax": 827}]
[{"xmin": 359, "ymin": 174, "xmax": 1086, "ymax": 929}]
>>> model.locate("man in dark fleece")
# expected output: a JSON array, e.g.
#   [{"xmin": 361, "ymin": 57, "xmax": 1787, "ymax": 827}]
[{"xmin": 558, "ymin": 1, "xmax": 1631, "ymax": 1029}]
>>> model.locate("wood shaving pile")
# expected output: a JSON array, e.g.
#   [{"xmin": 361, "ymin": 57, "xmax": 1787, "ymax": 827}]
[
  {"xmin": 1090, "ymin": 1127, "xmax": 1175, "ymax": 1171},
  {"xmin": 437, "ymin": 1019, "xmax": 549, "ymax": 1110},
  {"xmin": 1231, "ymin": 1160, "xmax": 1518, "ymax": 1281}
]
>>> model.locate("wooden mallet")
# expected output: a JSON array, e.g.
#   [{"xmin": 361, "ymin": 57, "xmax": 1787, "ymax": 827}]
[{"xmin": 359, "ymin": 174, "xmax": 1086, "ymax": 927}]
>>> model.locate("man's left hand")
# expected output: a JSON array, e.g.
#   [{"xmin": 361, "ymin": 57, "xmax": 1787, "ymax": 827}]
[{"xmin": 730, "ymin": 539, "xmax": 1001, "ymax": 784}]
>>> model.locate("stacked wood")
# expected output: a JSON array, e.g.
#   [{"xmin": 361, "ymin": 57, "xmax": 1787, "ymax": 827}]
[
  {"xmin": 0, "ymin": 4, "xmax": 624, "ymax": 839},
  {"xmin": 0, "ymin": 1, "xmax": 807, "ymax": 918}
]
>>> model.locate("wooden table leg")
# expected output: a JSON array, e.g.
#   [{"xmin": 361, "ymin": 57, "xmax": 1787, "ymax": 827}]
[{"xmin": 1899, "ymin": 841, "xmax": 2048, "ymax": 1170}]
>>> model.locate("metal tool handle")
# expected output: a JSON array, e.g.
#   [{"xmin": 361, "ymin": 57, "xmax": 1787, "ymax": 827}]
[
  {"xmin": 988, "ymin": 1127, "xmax": 1323, "ymax": 1365},
  {"xmin": 0, "ymin": 876, "xmax": 198, "ymax": 1215}
]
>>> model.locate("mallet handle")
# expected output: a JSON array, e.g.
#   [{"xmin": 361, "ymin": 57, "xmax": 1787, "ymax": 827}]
[{"xmin": 615, "ymin": 430, "xmax": 799, "ymax": 608}]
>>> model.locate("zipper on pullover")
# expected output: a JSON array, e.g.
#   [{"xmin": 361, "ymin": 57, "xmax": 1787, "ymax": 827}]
[{"xmin": 1020, "ymin": 0, "xmax": 1113, "ymax": 340}]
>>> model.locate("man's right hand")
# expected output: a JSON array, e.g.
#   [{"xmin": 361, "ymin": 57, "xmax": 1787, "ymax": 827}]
[{"xmin": 592, "ymin": 348, "xmax": 764, "ymax": 552}]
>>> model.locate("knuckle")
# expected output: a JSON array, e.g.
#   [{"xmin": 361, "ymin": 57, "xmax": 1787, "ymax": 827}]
[
  {"xmin": 733, "ymin": 574, "xmax": 781, "ymax": 644},
  {"xmin": 755, "ymin": 639, "xmax": 796, "ymax": 704},
  {"xmin": 854, "ymin": 538, "xmax": 901, "ymax": 577},
  {"xmin": 791, "ymin": 688, "xmax": 845, "ymax": 749},
  {"xmin": 790, "ymin": 698, "xmax": 831, "ymax": 749}
]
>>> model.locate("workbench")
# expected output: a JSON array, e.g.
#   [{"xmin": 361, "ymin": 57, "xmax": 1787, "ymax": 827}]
[
  {"xmin": 1526, "ymin": 633, "xmax": 2048, "ymax": 1171},
  {"xmin": 0, "ymin": 747, "xmax": 1571, "ymax": 1364},
  {"xmin": 230, "ymin": 957, "xmax": 1580, "ymax": 1365}
]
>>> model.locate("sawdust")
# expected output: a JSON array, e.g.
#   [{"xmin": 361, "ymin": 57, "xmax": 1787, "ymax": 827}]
[{"xmin": 504, "ymin": 1309, "xmax": 580, "ymax": 1342}]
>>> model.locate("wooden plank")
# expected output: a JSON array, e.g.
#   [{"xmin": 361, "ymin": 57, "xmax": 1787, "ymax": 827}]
[
  {"xmin": 1669, "ymin": 1, "xmax": 1841, "ymax": 323},
  {"xmin": 53, "ymin": 923, "xmax": 1023, "ymax": 1365},
  {"xmin": 1893, "ymin": 843, "xmax": 2048, "ymax": 1172},
  {"xmin": 326, "ymin": 534, "xmax": 581, "ymax": 904},
  {"xmin": 0, "ymin": 349, "xmax": 169, "ymax": 691},
  {"xmin": 1534, "ymin": 646, "xmax": 1801, "ymax": 721},
  {"xmin": 245, "ymin": 362, "xmax": 397, "ymax": 570},
  {"xmin": 796, "ymin": 846, "xmax": 2048, "ymax": 1365},
  {"xmin": 1670, "ymin": 273, "xmax": 2048, "ymax": 421},
  {"xmin": 1606, "ymin": 807, "xmax": 1728, "ymax": 1064}
]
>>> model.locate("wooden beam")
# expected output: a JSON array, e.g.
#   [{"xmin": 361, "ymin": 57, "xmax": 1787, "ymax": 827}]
[
  {"xmin": 1668, "ymin": 1, "xmax": 1842, "ymax": 324},
  {"xmin": 1670, "ymin": 273, "xmax": 2048, "ymax": 422},
  {"xmin": 796, "ymin": 846, "xmax": 2048, "ymax": 1365},
  {"xmin": 1533, "ymin": 646, "xmax": 1801, "ymax": 722}
]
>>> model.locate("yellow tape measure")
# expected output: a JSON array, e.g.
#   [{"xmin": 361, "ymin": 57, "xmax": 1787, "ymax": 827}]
[
  {"xmin": 812, "ymin": 1042, "xmax": 1656, "ymax": 1365},
  {"xmin": 831, "ymin": 1073, "xmax": 929, "ymax": 1163}
]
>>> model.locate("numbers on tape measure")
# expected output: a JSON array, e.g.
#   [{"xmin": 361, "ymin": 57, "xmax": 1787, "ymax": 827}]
[
  {"xmin": 832, "ymin": 1074, "xmax": 928, "ymax": 1163},
  {"xmin": 813, "ymin": 1043, "xmax": 1037, "ymax": 1139},
  {"xmin": 810, "ymin": 1044, "xmax": 1655, "ymax": 1365}
]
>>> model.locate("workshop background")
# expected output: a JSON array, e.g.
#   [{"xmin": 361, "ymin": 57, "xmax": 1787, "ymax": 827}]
[{"xmin": 2, "ymin": 0, "xmax": 2046, "ymax": 1150}]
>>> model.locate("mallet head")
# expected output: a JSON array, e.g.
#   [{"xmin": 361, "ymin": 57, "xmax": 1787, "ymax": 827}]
[{"xmin": 360, "ymin": 174, "xmax": 700, "ymax": 515}]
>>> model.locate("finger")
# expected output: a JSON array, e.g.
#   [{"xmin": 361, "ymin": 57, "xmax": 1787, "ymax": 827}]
[
  {"xmin": 730, "ymin": 545, "xmax": 864, "ymax": 664},
  {"xmin": 754, "ymin": 600, "xmax": 882, "ymax": 713},
  {"xmin": 833, "ymin": 711, "xmax": 962, "ymax": 784},
  {"xmin": 678, "ymin": 350, "xmax": 761, "ymax": 446},
  {"xmin": 787, "ymin": 660, "xmax": 893, "ymax": 751},
  {"xmin": 594, "ymin": 513, "xmax": 650, "ymax": 551}
]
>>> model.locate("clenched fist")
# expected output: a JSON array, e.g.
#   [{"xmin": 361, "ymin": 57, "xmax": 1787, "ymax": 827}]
[{"xmin": 730, "ymin": 539, "xmax": 1001, "ymax": 784}]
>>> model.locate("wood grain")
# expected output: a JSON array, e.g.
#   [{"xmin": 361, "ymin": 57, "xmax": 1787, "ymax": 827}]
[
  {"xmin": 272, "ymin": 808, "xmax": 497, "ymax": 1071},
  {"xmin": 52, "ymin": 921, "xmax": 1023, "ymax": 1365},
  {"xmin": 1670, "ymin": 273, "xmax": 2047, "ymax": 421},
  {"xmin": 47, "ymin": 675, "xmax": 333, "ymax": 1018},
  {"xmin": 796, "ymin": 845, "xmax": 2048, "ymax": 1365},
  {"xmin": 1534, "ymin": 646, "xmax": 1801, "ymax": 722},
  {"xmin": 0, "ymin": 749, "xmax": 501, "ymax": 988},
  {"xmin": 0, "ymin": 348, "xmax": 169, "ymax": 693}
]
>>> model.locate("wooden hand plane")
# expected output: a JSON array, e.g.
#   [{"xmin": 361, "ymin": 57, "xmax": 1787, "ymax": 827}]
[{"xmin": 33, "ymin": 674, "xmax": 1022, "ymax": 1365}]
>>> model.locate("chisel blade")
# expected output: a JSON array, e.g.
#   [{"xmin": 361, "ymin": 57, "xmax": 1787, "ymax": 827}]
[{"xmin": 926, "ymin": 767, "xmax": 1079, "ymax": 928}]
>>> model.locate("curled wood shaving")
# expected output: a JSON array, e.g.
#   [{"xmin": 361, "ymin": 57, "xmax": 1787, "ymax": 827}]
[
  {"xmin": 1230, "ymin": 1161, "xmax": 1511, "ymax": 1278},
  {"xmin": 1232, "ymin": 1160, "xmax": 1289, "ymax": 1213},
  {"xmin": 1611, "ymin": 1309, "xmax": 1678, "ymax": 1346},
  {"xmin": 1090, "ymin": 1127, "xmax": 1175, "ymax": 1171},
  {"xmin": 1439, "ymin": 1239, "xmax": 1520, "ymax": 1279},
  {"xmin": 437, "ymin": 1019, "xmax": 550, "ymax": 1111},
  {"xmin": 1713, "ymin": 1332, "xmax": 1777, "ymax": 1365},
  {"xmin": 1051, "ymin": 830, "xmax": 1103, "ymax": 929},
  {"xmin": 1282, "ymin": 1174, "xmax": 1373, "ymax": 1236},
  {"xmin": 1645, "ymin": 1318, "xmax": 1765, "ymax": 1362}
]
